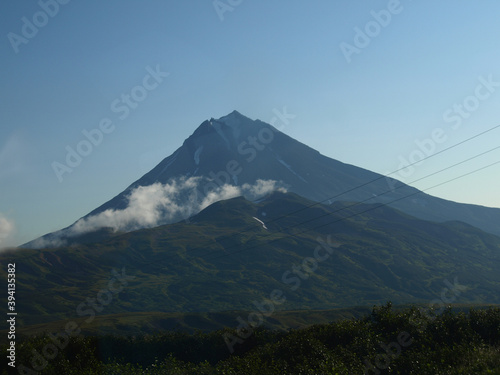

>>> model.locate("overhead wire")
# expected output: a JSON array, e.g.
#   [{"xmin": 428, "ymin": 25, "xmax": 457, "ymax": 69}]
[
  {"xmin": 199, "ymin": 158, "xmax": 500, "ymax": 264},
  {"xmin": 171, "ymin": 123, "xmax": 500, "ymax": 263}
]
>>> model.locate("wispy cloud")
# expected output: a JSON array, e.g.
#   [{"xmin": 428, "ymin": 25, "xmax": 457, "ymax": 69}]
[
  {"xmin": 0, "ymin": 213, "xmax": 16, "ymax": 251},
  {"xmin": 28, "ymin": 178, "xmax": 286, "ymax": 248},
  {"xmin": 0, "ymin": 133, "xmax": 30, "ymax": 179}
]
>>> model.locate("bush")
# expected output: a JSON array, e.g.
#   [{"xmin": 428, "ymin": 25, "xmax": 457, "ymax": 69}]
[{"xmin": 3, "ymin": 305, "xmax": 499, "ymax": 374}]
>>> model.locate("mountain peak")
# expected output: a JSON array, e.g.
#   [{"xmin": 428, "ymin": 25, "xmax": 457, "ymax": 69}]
[
  {"xmin": 22, "ymin": 110, "xmax": 500, "ymax": 249},
  {"xmin": 188, "ymin": 111, "xmax": 262, "ymax": 148},
  {"xmin": 210, "ymin": 110, "xmax": 252, "ymax": 131},
  {"xmin": 217, "ymin": 110, "xmax": 247, "ymax": 122},
  {"xmin": 194, "ymin": 111, "xmax": 250, "ymax": 137}
]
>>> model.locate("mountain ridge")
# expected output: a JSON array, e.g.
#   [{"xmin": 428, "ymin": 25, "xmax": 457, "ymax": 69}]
[
  {"xmin": 4, "ymin": 192, "xmax": 500, "ymax": 328},
  {"xmin": 22, "ymin": 110, "xmax": 500, "ymax": 248}
]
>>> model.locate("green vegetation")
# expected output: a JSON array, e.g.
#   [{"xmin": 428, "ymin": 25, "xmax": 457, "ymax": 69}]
[
  {"xmin": 4, "ymin": 306, "xmax": 375, "ymax": 338},
  {"xmin": 2, "ymin": 194, "xmax": 500, "ymax": 332},
  {"xmin": 3, "ymin": 304, "xmax": 500, "ymax": 374}
]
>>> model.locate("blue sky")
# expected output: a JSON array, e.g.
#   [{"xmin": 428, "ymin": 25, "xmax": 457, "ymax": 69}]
[{"xmin": 1, "ymin": 0, "xmax": 500, "ymax": 248}]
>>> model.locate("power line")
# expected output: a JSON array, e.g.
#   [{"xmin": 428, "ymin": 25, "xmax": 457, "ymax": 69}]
[
  {"xmin": 30, "ymin": 157, "xmax": 500, "ymax": 296},
  {"xmin": 29, "ymin": 133, "xmax": 500, "ymax": 296},
  {"xmin": 239, "ymin": 144, "xmax": 500, "ymax": 239},
  {"xmin": 53, "ymin": 122, "xmax": 499, "ymax": 270},
  {"xmin": 263, "ymin": 123, "xmax": 500, "ymax": 225},
  {"xmin": 170, "ymin": 123, "xmax": 500, "ymax": 262},
  {"xmin": 198, "ymin": 158, "xmax": 500, "ymax": 264}
]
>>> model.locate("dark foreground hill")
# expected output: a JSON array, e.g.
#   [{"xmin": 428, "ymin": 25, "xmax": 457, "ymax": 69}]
[{"xmin": 2, "ymin": 192, "xmax": 500, "ymax": 331}]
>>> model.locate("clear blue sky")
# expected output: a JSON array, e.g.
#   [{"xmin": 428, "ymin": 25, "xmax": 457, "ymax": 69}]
[{"xmin": 1, "ymin": 0, "xmax": 500, "ymax": 248}]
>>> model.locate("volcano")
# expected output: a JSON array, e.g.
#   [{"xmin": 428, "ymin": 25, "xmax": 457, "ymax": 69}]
[{"xmin": 23, "ymin": 110, "xmax": 500, "ymax": 248}]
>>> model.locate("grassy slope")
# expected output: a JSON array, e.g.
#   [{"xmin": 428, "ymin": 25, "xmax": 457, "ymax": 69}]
[
  {"xmin": 2, "ymin": 192, "xmax": 500, "ymax": 333},
  {"xmin": 3, "ymin": 304, "xmax": 499, "ymax": 339}
]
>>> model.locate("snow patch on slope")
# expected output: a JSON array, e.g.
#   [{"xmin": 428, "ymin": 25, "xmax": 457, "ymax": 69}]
[
  {"xmin": 276, "ymin": 158, "xmax": 308, "ymax": 183},
  {"xmin": 194, "ymin": 146, "xmax": 203, "ymax": 165},
  {"xmin": 253, "ymin": 217, "xmax": 268, "ymax": 230}
]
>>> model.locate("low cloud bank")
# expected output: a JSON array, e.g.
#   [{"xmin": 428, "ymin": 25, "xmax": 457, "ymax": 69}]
[{"xmin": 28, "ymin": 178, "xmax": 286, "ymax": 249}]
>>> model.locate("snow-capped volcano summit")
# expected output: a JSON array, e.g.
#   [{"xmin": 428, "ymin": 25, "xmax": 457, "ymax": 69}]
[{"xmin": 23, "ymin": 111, "xmax": 500, "ymax": 248}]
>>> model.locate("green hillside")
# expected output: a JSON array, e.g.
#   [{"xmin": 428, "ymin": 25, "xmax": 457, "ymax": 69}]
[{"xmin": 2, "ymin": 192, "xmax": 500, "ymax": 333}]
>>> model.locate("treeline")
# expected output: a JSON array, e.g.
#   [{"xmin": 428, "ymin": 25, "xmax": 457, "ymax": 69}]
[{"xmin": 3, "ymin": 304, "xmax": 500, "ymax": 374}]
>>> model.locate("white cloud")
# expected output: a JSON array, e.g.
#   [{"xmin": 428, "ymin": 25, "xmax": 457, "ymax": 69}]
[
  {"xmin": 65, "ymin": 178, "xmax": 286, "ymax": 237},
  {"xmin": 27, "ymin": 235, "xmax": 67, "ymax": 250},
  {"xmin": 199, "ymin": 183, "xmax": 241, "ymax": 210},
  {"xmin": 0, "ymin": 133, "xmax": 30, "ymax": 179},
  {"xmin": 242, "ymin": 179, "xmax": 287, "ymax": 198},
  {"xmin": 0, "ymin": 214, "xmax": 16, "ymax": 251},
  {"xmin": 69, "ymin": 177, "xmax": 200, "ymax": 235},
  {"xmin": 27, "ymin": 177, "xmax": 287, "ymax": 248}
]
